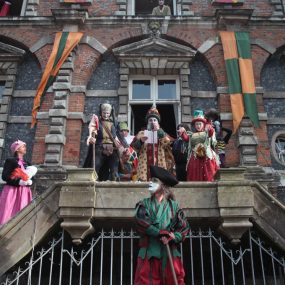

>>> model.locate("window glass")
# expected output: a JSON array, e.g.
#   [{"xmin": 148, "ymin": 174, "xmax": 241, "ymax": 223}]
[
  {"xmin": 275, "ymin": 136, "xmax": 285, "ymax": 164},
  {"xmin": 132, "ymin": 80, "xmax": 151, "ymax": 100},
  {"xmin": 157, "ymin": 80, "xmax": 176, "ymax": 100},
  {"xmin": 0, "ymin": 81, "xmax": 5, "ymax": 100}
]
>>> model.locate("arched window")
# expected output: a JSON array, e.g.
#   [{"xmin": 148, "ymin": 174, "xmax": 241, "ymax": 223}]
[{"xmin": 272, "ymin": 131, "xmax": 285, "ymax": 166}]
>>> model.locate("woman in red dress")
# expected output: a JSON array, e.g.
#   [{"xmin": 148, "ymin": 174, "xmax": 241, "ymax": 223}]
[{"xmin": 178, "ymin": 110, "xmax": 219, "ymax": 182}]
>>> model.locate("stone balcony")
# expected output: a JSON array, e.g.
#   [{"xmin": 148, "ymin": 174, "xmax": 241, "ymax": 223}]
[{"xmin": 0, "ymin": 167, "xmax": 284, "ymax": 276}]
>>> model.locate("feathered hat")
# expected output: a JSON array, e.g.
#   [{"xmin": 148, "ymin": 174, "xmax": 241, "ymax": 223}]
[{"xmin": 145, "ymin": 106, "xmax": 161, "ymax": 123}]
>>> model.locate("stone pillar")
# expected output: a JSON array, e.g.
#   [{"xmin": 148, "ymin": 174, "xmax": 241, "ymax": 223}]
[
  {"xmin": 269, "ymin": 0, "xmax": 285, "ymax": 17},
  {"xmin": 114, "ymin": 0, "xmax": 127, "ymax": 16},
  {"xmin": 44, "ymin": 51, "xmax": 76, "ymax": 166},
  {"xmin": 0, "ymin": 62, "xmax": 21, "ymax": 160},
  {"xmin": 180, "ymin": 63, "xmax": 191, "ymax": 124},
  {"xmin": 181, "ymin": 0, "xmax": 194, "ymax": 16},
  {"xmin": 59, "ymin": 168, "xmax": 96, "ymax": 245},
  {"xmin": 117, "ymin": 64, "xmax": 129, "ymax": 122},
  {"xmin": 238, "ymin": 119, "xmax": 258, "ymax": 167},
  {"xmin": 24, "ymin": 0, "xmax": 39, "ymax": 17},
  {"xmin": 217, "ymin": 168, "xmax": 254, "ymax": 244}
]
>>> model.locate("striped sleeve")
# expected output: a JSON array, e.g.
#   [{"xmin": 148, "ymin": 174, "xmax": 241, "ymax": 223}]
[{"xmin": 135, "ymin": 201, "xmax": 160, "ymax": 237}]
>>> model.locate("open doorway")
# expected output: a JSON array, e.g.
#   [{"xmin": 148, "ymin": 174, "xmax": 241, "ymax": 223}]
[
  {"xmin": 135, "ymin": 0, "xmax": 173, "ymax": 15},
  {"xmin": 130, "ymin": 104, "xmax": 177, "ymax": 138}
]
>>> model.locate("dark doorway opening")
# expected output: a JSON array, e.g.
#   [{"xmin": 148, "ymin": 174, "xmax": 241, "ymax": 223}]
[
  {"xmin": 131, "ymin": 104, "xmax": 176, "ymax": 138},
  {"xmin": 135, "ymin": 0, "xmax": 173, "ymax": 16},
  {"xmin": 0, "ymin": 0, "xmax": 24, "ymax": 16}
]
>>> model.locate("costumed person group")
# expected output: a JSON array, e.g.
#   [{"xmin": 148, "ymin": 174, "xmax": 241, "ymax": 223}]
[
  {"xmin": 179, "ymin": 110, "xmax": 220, "ymax": 182},
  {"xmin": 0, "ymin": 140, "xmax": 37, "ymax": 225},
  {"xmin": 83, "ymin": 103, "xmax": 229, "ymax": 182},
  {"xmin": 134, "ymin": 165, "xmax": 189, "ymax": 285},
  {"xmin": 131, "ymin": 106, "xmax": 174, "ymax": 181}
]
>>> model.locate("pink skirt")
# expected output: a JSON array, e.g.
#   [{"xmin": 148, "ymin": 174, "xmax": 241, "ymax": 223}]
[{"xmin": 0, "ymin": 184, "xmax": 32, "ymax": 225}]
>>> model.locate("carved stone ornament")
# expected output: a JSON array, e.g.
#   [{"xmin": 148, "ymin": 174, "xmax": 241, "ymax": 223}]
[{"xmin": 148, "ymin": 21, "xmax": 161, "ymax": 38}]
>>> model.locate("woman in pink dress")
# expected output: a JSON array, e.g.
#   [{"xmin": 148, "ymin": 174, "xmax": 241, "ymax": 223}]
[
  {"xmin": 178, "ymin": 110, "xmax": 219, "ymax": 182},
  {"xmin": 0, "ymin": 140, "xmax": 35, "ymax": 225}
]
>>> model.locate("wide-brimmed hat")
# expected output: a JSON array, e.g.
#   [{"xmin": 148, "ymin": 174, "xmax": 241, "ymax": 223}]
[
  {"xmin": 191, "ymin": 110, "xmax": 207, "ymax": 124},
  {"xmin": 10, "ymin": 140, "xmax": 26, "ymax": 154},
  {"xmin": 145, "ymin": 106, "xmax": 161, "ymax": 123},
  {"xmin": 150, "ymin": 165, "xmax": 178, "ymax": 187}
]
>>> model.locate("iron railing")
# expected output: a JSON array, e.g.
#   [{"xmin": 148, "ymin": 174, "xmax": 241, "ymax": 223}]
[{"xmin": 1, "ymin": 228, "xmax": 285, "ymax": 285}]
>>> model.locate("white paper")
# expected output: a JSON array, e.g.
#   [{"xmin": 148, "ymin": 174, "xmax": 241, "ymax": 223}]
[{"xmin": 144, "ymin": 130, "xmax": 158, "ymax": 144}]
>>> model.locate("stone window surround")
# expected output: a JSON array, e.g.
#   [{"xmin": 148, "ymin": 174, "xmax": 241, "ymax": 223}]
[
  {"xmin": 117, "ymin": 61, "xmax": 191, "ymax": 124},
  {"xmin": 116, "ymin": 0, "xmax": 193, "ymax": 16},
  {"xmin": 270, "ymin": 0, "xmax": 285, "ymax": 17},
  {"xmin": 271, "ymin": 130, "xmax": 285, "ymax": 167},
  {"xmin": 0, "ymin": 66, "xmax": 18, "ymax": 159}
]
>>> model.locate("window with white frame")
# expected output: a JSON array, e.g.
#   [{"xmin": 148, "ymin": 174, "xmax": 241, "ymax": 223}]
[
  {"xmin": 128, "ymin": 0, "xmax": 176, "ymax": 16},
  {"xmin": 129, "ymin": 76, "xmax": 179, "ymax": 102},
  {"xmin": 128, "ymin": 75, "xmax": 180, "ymax": 137}
]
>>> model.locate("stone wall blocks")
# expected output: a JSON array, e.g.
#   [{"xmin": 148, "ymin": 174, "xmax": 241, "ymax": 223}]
[
  {"xmin": 0, "ymin": 114, "xmax": 8, "ymax": 122},
  {"xmin": 53, "ymin": 82, "xmax": 71, "ymax": 90},
  {"xmin": 117, "ymin": 87, "xmax": 128, "ymax": 95},
  {"xmin": 54, "ymin": 91, "xmax": 68, "ymax": 100},
  {"xmin": 49, "ymin": 109, "xmax": 68, "ymax": 117},
  {"xmin": 181, "ymin": 89, "xmax": 191, "ymax": 96},
  {"xmin": 51, "ymin": 117, "xmax": 65, "ymax": 126},
  {"xmin": 50, "ymin": 125, "xmax": 65, "ymax": 134},
  {"xmin": 58, "ymin": 70, "xmax": 72, "ymax": 76},
  {"xmin": 61, "ymin": 62, "xmax": 74, "ymax": 70},
  {"xmin": 44, "ymin": 154, "xmax": 61, "ymax": 163},
  {"xmin": 119, "ymin": 95, "xmax": 128, "ymax": 104},
  {"xmin": 119, "ymin": 5, "xmax": 127, "ymax": 10},
  {"xmin": 0, "ymin": 105, "xmax": 8, "ymax": 114},
  {"xmin": 47, "ymin": 144, "xmax": 61, "ymax": 154},
  {"xmin": 54, "ymin": 100, "xmax": 67, "ymax": 109},
  {"xmin": 45, "ymin": 134, "xmax": 66, "ymax": 144},
  {"xmin": 119, "ymin": 68, "xmax": 129, "ymax": 75},
  {"xmin": 114, "ymin": 11, "xmax": 126, "ymax": 16},
  {"xmin": 56, "ymin": 76, "xmax": 70, "ymax": 83},
  {"xmin": 180, "ymin": 69, "xmax": 190, "ymax": 75},
  {"xmin": 3, "ymin": 88, "xmax": 13, "ymax": 96},
  {"xmin": 181, "ymin": 96, "xmax": 190, "ymax": 105}
]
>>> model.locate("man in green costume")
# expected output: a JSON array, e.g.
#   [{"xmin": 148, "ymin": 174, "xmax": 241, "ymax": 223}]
[{"xmin": 134, "ymin": 165, "xmax": 189, "ymax": 285}]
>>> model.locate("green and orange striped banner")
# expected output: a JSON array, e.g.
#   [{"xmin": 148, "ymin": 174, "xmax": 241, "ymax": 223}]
[
  {"xmin": 220, "ymin": 31, "xmax": 259, "ymax": 133},
  {"xmin": 31, "ymin": 32, "xmax": 83, "ymax": 128}
]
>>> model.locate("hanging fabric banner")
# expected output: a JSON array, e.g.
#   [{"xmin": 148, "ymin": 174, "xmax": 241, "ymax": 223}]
[
  {"xmin": 31, "ymin": 32, "xmax": 83, "ymax": 128},
  {"xmin": 220, "ymin": 31, "xmax": 259, "ymax": 133}
]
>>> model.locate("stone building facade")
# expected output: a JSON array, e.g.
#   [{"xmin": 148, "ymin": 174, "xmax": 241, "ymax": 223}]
[
  {"xmin": 0, "ymin": 0, "xmax": 285, "ymax": 283},
  {"xmin": 0, "ymin": 0, "xmax": 284, "ymax": 175}
]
